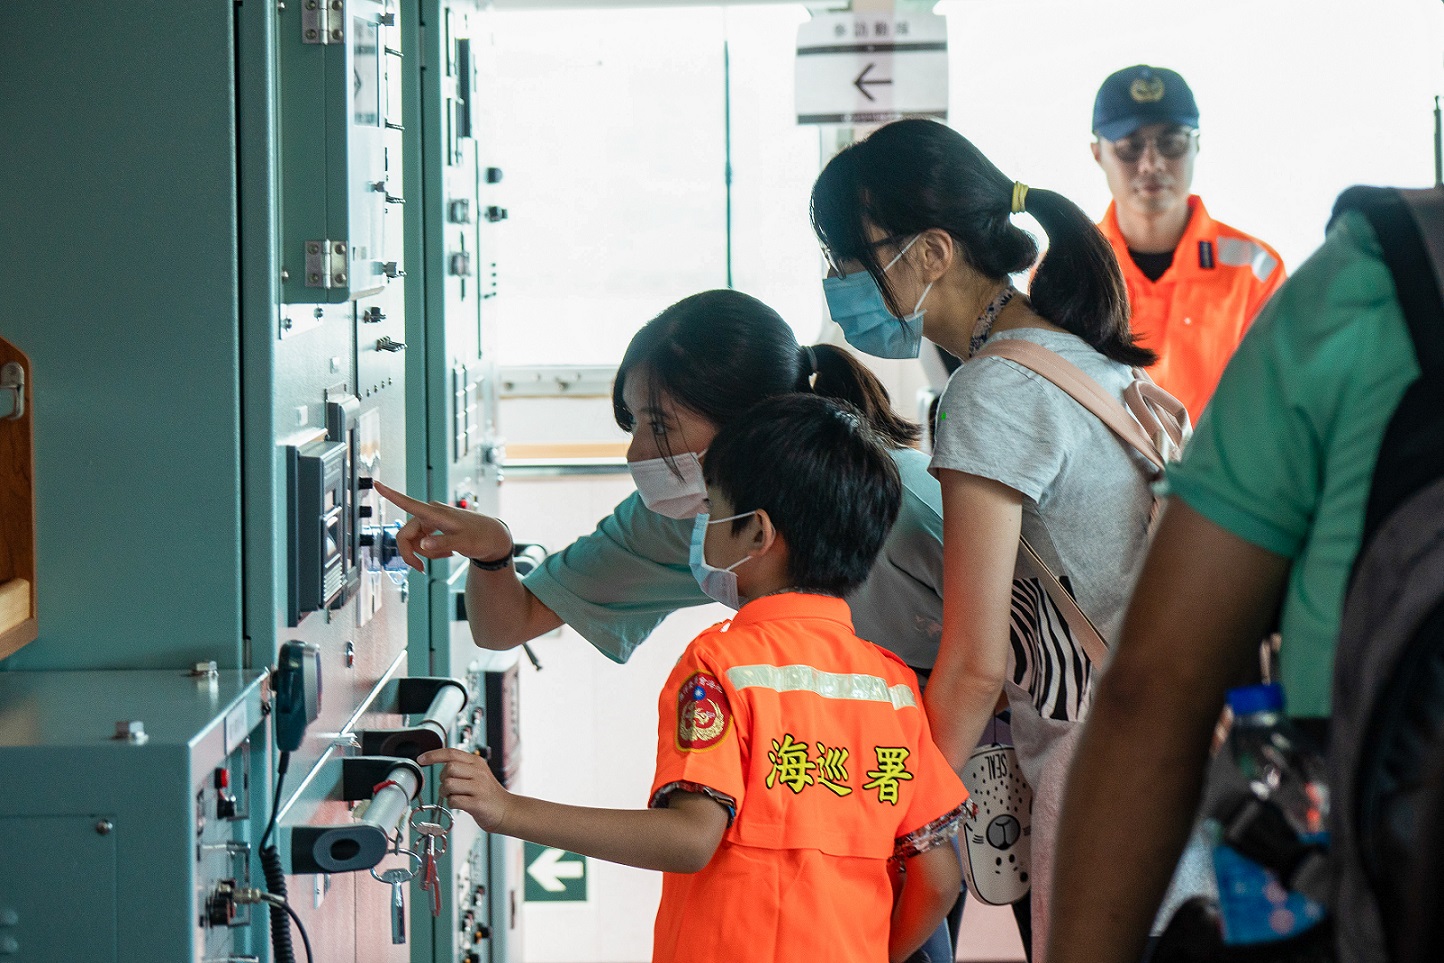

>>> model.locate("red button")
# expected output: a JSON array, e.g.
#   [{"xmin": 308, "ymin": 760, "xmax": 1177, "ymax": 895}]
[{"xmin": 214, "ymin": 767, "xmax": 229, "ymax": 789}]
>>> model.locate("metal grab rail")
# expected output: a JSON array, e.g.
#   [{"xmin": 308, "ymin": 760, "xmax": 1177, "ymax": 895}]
[
  {"xmin": 356, "ymin": 677, "xmax": 469, "ymax": 759},
  {"xmin": 287, "ymin": 757, "xmax": 423, "ymax": 874}
]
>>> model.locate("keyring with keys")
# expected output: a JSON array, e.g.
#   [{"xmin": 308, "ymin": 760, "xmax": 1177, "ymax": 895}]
[
  {"xmin": 370, "ymin": 848, "xmax": 422, "ymax": 945},
  {"xmin": 410, "ymin": 804, "xmax": 454, "ymax": 917}
]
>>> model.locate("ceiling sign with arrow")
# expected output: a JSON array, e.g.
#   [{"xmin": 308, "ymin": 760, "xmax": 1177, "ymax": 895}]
[{"xmin": 795, "ymin": 12, "xmax": 948, "ymax": 126}]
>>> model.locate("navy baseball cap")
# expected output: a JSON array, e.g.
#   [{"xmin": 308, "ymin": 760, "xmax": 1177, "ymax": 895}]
[{"xmin": 1092, "ymin": 65, "xmax": 1199, "ymax": 141}]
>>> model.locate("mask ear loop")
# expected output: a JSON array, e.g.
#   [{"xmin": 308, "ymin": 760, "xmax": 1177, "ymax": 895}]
[
  {"xmin": 911, "ymin": 281, "xmax": 935, "ymax": 318},
  {"xmin": 883, "ymin": 234, "xmax": 934, "ymax": 320},
  {"xmin": 882, "ymin": 233, "xmax": 923, "ymax": 272}
]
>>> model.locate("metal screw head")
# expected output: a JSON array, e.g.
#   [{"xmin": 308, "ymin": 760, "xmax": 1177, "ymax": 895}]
[
  {"xmin": 333, "ymin": 273, "xmax": 347, "ymax": 284},
  {"xmin": 113, "ymin": 720, "xmax": 147, "ymax": 744},
  {"xmin": 305, "ymin": 0, "xmax": 316, "ymax": 7},
  {"xmin": 308, "ymin": 273, "xmax": 321, "ymax": 283},
  {"xmin": 305, "ymin": 28, "xmax": 318, "ymax": 39},
  {"xmin": 280, "ymin": 268, "xmax": 290, "ymax": 281},
  {"xmin": 331, "ymin": 27, "xmax": 343, "ymax": 39},
  {"xmin": 282, "ymin": 317, "xmax": 294, "ymax": 331},
  {"xmin": 331, "ymin": 0, "xmax": 342, "ymax": 9},
  {"xmin": 333, "ymin": 242, "xmax": 346, "ymax": 254},
  {"xmin": 306, "ymin": 242, "xmax": 320, "ymax": 254},
  {"xmin": 95, "ymin": 820, "xmax": 113, "ymax": 836},
  {"xmin": 344, "ymin": 640, "xmax": 356, "ymax": 668}
]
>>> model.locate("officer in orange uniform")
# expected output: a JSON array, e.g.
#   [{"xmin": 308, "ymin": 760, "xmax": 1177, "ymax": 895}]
[
  {"xmin": 1092, "ymin": 65, "xmax": 1285, "ymax": 419},
  {"xmin": 420, "ymin": 395, "xmax": 966, "ymax": 963}
]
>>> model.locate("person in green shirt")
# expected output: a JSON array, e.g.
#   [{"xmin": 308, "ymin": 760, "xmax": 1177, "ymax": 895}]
[{"xmin": 1045, "ymin": 208, "xmax": 1418, "ymax": 963}]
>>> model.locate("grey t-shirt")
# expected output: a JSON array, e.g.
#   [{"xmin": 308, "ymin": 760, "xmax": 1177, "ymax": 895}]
[{"xmin": 929, "ymin": 328, "xmax": 1153, "ymax": 724}]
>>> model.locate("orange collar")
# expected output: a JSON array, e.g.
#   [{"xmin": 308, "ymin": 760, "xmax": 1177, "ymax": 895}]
[
  {"xmin": 731, "ymin": 592, "xmax": 854, "ymax": 632},
  {"xmin": 1100, "ymin": 195, "xmax": 1221, "ymax": 281}
]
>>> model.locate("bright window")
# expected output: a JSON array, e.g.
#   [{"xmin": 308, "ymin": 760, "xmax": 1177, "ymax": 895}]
[{"xmin": 490, "ymin": 5, "xmax": 825, "ymax": 367}]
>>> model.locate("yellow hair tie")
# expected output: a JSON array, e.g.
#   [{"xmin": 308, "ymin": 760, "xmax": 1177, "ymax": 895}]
[{"xmin": 1011, "ymin": 181, "xmax": 1029, "ymax": 215}]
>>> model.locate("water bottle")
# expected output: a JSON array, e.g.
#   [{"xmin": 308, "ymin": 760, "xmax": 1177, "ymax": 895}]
[{"xmin": 1207, "ymin": 683, "xmax": 1329, "ymax": 945}]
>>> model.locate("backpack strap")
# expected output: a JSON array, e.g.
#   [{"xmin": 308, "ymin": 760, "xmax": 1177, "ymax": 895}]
[
  {"xmin": 974, "ymin": 338, "xmax": 1167, "ymax": 473},
  {"xmin": 1018, "ymin": 536, "xmax": 1110, "ymax": 666},
  {"xmin": 973, "ymin": 337, "xmax": 1168, "ymax": 664},
  {"xmin": 1330, "ymin": 186, "xmax": 1444, "ymax": 557}
]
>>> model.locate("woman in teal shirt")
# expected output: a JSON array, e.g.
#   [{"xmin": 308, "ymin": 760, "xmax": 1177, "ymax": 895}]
[
  {"xmin": 379, "ymin": 289, "xmax": 955, "ymax": 960},
  {"xmin": 376, "ymin": 289, "xmax": 945, "ymax": 673}
]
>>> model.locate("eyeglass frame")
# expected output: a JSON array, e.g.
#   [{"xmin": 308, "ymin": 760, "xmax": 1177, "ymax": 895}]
[{"xmin": 1098, "ymin": 126, "xmax": 1199, "ymax": 164}]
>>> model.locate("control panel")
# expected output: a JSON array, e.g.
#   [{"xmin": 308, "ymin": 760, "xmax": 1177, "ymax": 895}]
[
  {"xmin": 280, "ymin": 0, "xmax": 406, "ymax": 304},
  {"xmin": 0, "ymin": 670, "xmax": 269, "ymax": 963}
]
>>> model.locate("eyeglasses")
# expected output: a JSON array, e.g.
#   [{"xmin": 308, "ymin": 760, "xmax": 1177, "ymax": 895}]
[
  {"xmin": 1106, "ymin": 127, "xmax": 1198, "ymax": 164},
  {"xmin": 824, "ymin": 234, "xmax": 910, "ymax": 274}
]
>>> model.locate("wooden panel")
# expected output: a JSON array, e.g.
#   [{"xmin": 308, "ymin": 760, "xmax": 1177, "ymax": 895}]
[
  {"xmin": 0, "ymin": 579, "xmax": 27, "ymax": 631},
  {"xmin": 0, "ymin": 337, "xmax": 36, "ymax": 657},
  {"xmin": 504, "ymin": 441, "xmax": 628, "ymax": 460}
]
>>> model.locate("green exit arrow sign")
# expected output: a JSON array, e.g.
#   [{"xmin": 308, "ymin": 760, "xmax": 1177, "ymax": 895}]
[{"xmin": 524, "ymin": 842, "xmax": 588, "ymax": 902}]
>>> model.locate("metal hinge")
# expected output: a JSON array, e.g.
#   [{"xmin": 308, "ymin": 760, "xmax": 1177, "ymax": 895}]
[
  {"xmin": 305, "ymin": 240, "xmax": 349, "ymax": 289},
  {"xmin": 0, "ymin": 362, "xmax": 23, "ymax": 421},
  {"xmin": 302, "ymin": 0, "xmax": 344, "ymax": 44}
]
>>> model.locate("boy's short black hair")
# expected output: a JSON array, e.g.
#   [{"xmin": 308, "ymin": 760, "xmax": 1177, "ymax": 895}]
[{"xmin": 703, "ymin": 394, "xmax": 902, "ymax": 596}]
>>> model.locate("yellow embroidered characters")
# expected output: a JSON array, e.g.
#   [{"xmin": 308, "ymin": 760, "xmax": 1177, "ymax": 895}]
[{"xmin": 862, "ymin": 747, "xmax": 914, "ymax": 805}]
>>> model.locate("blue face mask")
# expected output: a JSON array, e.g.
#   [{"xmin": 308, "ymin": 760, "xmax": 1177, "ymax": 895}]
[
  {"xmin": 689, "ymin": 511, "xmax": 756, "ymax": 609},
  {"xmin": 822, "ymin": 234, "xmax": 935, "ymax": 359}
]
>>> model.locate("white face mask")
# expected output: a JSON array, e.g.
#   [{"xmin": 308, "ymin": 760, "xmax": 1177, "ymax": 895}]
[
  {"xmin": 629, "ymin": 450, "xmax": 708, "ymax": 518},
  {"xmin": 689, "ymin": 511, "xmax": 756, "ymax": 609}
]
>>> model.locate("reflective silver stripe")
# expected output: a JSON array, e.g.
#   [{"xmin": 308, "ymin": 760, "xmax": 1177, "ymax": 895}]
[
  {"xmin": 726, "ymin": 664, "xmax": 918, "ymax": 709},
  {"xmin": 1216, "ymin": 237, "xmax": 1278, "ymax": 282}
]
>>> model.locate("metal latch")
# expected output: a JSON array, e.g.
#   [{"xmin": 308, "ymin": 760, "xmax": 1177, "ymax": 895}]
[
  {"xmin": 302, "ymin": 0, "xmax": 345, "ymax": 44},
  {"xmin": 305, "ymin": 240, "xmax": 349, "ymax": 289},
  {"xmin": 0, "ymin": 362, "xmax": 23, "ymax": 421}
]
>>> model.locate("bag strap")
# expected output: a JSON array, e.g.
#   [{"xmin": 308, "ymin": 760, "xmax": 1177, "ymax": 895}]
[
  {"xmin": 975, "ymin": 338, "xmax": 1167, "ymax": 473},
  {"xmin": 1018, "ymin": 537, "xmax": 1109, "ymax": 666}
]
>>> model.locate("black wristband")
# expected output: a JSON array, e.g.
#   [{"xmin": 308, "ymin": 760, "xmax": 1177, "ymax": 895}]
[{"xmin": 469, "ymin": 551, "xmax": 513, "ymax": 571}]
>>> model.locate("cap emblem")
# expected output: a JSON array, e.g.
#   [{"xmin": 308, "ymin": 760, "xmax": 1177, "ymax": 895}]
[{"xmin": 1130, "ymin": 76, "xmax": 1166, "ymax": 103}]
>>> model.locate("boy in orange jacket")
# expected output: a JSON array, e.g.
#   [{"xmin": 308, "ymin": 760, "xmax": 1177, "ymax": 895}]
[{"xmin": 420, "ymin": 394, "xmax": 966, "ymax": 963}]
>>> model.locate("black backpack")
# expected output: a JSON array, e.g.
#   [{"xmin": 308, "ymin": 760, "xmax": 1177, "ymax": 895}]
[{"xmin": 1326, "ymin": 185, "xmax": 1444, "ymax": 963}]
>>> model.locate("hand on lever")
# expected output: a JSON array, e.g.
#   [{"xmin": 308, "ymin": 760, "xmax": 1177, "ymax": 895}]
[
  {"xmin": 372, "ymin": 481, "xmax": 513, "ymax": 572},
  {"xmin": 417, "ymin": 748, "xmax": 509, "ymax": 833}
]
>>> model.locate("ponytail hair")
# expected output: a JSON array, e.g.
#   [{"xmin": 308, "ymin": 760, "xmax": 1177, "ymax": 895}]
[
  {"xmin": 810, "ymin": 118, "xmax": 1154, "ymax": 368},
  {"xmin": 1023, "ymin": 188, "xmax": 1153, "ymax": 367},
  {"xmin": 613, "ymin": 289, "xmax": 920, "ymax": 448},
  {"xmin": 810, "ymin": 343, "xmax": 920, "ymax": 446}
]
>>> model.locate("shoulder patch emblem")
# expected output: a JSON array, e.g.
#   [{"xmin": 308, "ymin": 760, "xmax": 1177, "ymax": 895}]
[{"xmin": 676, "ymin": 672, "xmax": 730, "ymax": 751}]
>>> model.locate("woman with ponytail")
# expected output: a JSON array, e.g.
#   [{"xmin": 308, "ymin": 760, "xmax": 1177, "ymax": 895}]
[
  {"xmin": 812, "ymin": 118, "xmax": 1164, "ymax": 959},
  {"xmin": 374, "ymin": 287, "xmax": 945, "ymax": 675}
]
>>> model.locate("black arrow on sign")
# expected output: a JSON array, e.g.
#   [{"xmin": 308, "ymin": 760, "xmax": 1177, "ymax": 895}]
[{"xmin": 853, "ymin": 62, "xmax": 893, "ymax": 102}]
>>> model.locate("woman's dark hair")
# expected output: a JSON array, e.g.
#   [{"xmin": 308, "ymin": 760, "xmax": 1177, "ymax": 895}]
[
  {"xmin": 703, "ymin": 394, "xmax": 902, "ymax": 596},
  {"xmin": 810, "ymin": 118, "xmax": 1154, "ymax": 368},
  {"xmin": 612, "ymin": 289, "xmax": 919, "ymax": 453}
]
